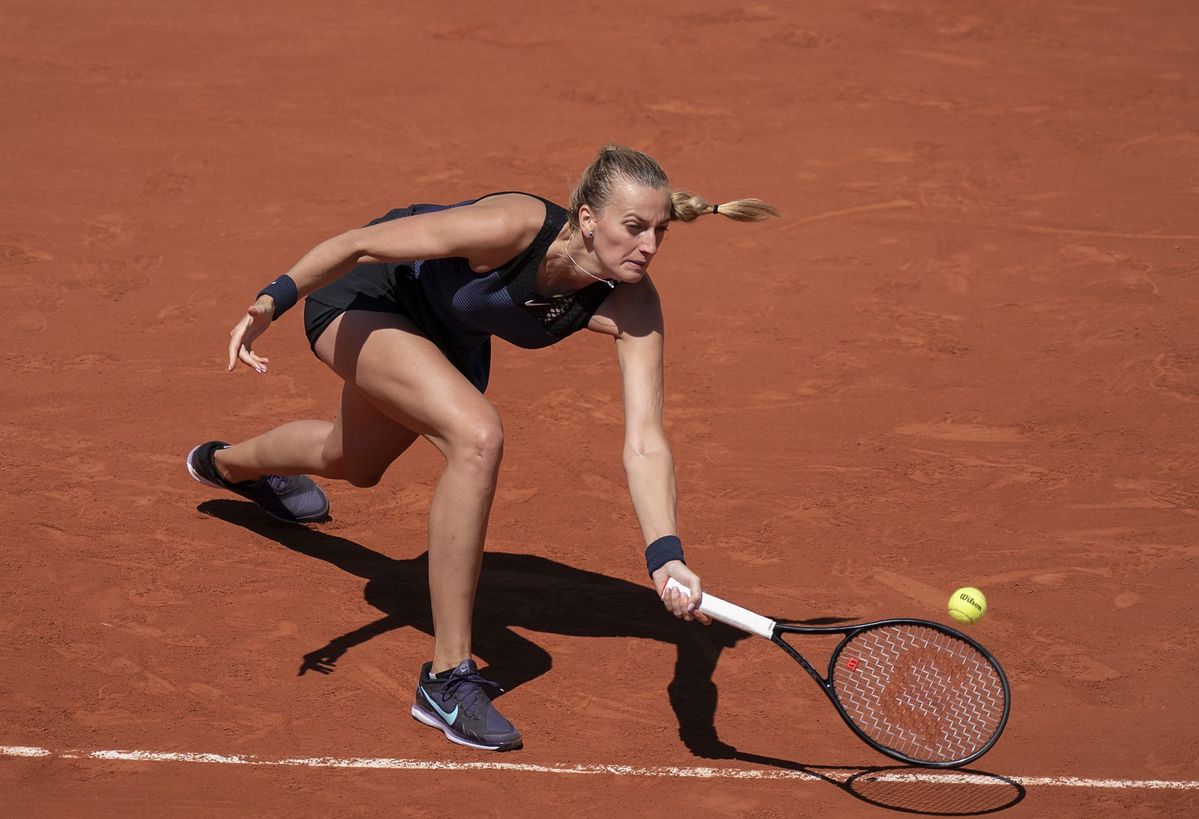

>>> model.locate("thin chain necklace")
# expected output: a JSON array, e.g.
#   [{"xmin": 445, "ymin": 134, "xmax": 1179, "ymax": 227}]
[{"xmin": 566, "ymin": 235, "xmax": 615, "ymax": 289}]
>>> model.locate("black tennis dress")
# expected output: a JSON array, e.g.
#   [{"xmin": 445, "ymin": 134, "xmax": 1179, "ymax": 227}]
[{"xmin": 304, "ymin": 193, "xmax": 617, "ymax": 392}]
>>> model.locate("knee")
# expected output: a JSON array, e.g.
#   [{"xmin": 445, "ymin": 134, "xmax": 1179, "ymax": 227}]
[
  {"xmin": 470, "ymin": 421, "xmax": 505, "ymax": 472},
  {"xmin": 449, "ymin": 417, "xmax": 505, "ymax": 475}
]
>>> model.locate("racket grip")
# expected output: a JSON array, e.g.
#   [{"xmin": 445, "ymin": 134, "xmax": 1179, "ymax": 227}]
[{"xmin": 664, "ymin": 578, "xmax": 776, "ymax": 638}]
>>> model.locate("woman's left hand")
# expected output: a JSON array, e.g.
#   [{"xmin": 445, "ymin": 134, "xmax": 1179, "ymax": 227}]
[
  {"xmin": 227, "ymin": 297, "xmax": 276, "ymax": 373},
  {"xmin": 652, "ymin": 561, "xmax": 711, "ymax": 624}
]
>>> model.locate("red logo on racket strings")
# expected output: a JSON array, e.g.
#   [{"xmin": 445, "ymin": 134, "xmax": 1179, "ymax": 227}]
[{"xmin": 846, "ymin": 657, "xmax": 861, "ymax": 672}]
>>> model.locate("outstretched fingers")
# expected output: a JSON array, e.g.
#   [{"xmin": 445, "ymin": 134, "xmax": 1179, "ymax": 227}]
[{"xmin": 228, "ymin": 303, "xmax": 274, "ymax": 373}]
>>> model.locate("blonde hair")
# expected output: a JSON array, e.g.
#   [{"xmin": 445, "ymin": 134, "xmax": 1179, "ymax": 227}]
[
  {"xmin": 568, "ymin": 144, "xmax": 779, "ymax": 228},
  {"xmin": 670, "ymin": 189, "xmax": 780, "ymax": 223}
]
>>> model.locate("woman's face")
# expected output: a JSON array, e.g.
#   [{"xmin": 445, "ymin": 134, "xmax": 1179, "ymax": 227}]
[{"xmin": 582, "ymin": 180, "xmax": 672, "ymax": 284}]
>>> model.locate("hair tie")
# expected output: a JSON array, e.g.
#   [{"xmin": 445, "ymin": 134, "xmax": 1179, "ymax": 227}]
[{"xmin": 711, "ymin": 204, "xmax": 720, "ymax": 214}]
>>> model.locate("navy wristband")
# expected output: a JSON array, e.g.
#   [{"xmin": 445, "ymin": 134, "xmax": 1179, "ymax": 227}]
[
  {"xmin": 256, "ymin": 274, "xmax": 299, "ymax": 321},
  {"xmin": 645, "ymin": 535, "xmax": 685, "ymax": 577}
]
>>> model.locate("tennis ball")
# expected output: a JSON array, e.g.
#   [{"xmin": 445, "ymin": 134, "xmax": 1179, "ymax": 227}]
[{"xmin": 948, "ymin": 587, "xmax": 987, "ymax": 625}]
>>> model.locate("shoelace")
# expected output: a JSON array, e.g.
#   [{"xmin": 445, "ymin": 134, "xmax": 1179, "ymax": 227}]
[
  {"xmin": 266, "ymin": 474, "xmax": 299, "ymax": 493},
  {"xmin": 442, "ymin": 670, "xmax": 504, "ymax": 716}
]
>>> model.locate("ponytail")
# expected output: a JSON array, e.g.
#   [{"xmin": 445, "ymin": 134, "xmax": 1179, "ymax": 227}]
[{"xmin": 670, "ymin": 190, "xmax": 780, "ymax": 223}]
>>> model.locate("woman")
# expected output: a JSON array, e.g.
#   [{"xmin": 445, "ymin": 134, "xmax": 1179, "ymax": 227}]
[{"xmin": 187, "ymin": 145, "xmax": 778, "ymax": 751}]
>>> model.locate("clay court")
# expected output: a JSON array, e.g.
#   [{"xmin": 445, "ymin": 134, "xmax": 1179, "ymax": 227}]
[{"xmin": 3, "ymin": 0, "xmax": 1198, "ymax": 815}]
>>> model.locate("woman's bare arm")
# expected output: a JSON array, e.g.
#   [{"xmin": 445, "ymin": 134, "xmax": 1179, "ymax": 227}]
[
  {"xmin": 228, "ymin": 193, "xmax": 544, "ymax": 371},
  {"xmin": 589, "ymin": 278, "xmax": 709, "ymax": 623}
]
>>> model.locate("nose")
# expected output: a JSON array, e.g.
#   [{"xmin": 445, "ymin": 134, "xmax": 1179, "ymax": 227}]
[{"xmin": 640, "ymin": 230, "xmax": 660, "ymax": 256}]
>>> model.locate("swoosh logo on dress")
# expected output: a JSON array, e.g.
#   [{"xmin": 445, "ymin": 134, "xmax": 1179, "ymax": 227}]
[
  {"xmin": 524, "ymin": 296, "xmax": 568, "ymax": 308},
  {"xmin": 420, "ymin": 687, "xmax": 459, "ymax": 724}
]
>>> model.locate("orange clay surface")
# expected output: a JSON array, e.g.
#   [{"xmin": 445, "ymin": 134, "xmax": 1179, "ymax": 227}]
[{"xmin": 2, "ymin": 1, "xmax": 1198, "ymax": 816}]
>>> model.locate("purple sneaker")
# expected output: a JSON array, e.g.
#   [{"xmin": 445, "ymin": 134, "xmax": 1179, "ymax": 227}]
[
  {"xmin": 186, "ymin": 440, "xmax": 329, "ymax": 523},
  {"xmin": 412, "ymin": 659, "xmax": 522, "ymax": 751}
]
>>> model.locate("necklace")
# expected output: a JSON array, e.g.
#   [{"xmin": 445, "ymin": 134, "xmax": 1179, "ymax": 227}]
[{"xmin": 565, "ymin": 240, "xmax": 615, "ymax": 289}]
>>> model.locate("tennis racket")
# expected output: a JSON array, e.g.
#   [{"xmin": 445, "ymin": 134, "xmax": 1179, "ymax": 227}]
[{"xmin": 664, "ymin": 579, "xmax": 1010, "ymax": 767}]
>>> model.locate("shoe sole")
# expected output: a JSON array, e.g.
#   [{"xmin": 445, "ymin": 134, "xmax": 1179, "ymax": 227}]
[
  {"xmin": 186, "ymin": 445, "xmax": 328, "ymax": 524},
  {"xmin": 410, "ymin": 704, "xmax": 522, "ymax": 752}
]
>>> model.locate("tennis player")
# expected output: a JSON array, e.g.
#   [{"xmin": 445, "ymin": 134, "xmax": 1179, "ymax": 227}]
[{"xmin": 186, "ymin": 145, "xmax": 778, "ymax": 750}]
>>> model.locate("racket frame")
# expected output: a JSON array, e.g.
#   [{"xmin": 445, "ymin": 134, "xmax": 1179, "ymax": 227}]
[
  {"xmin": 663, "ymin": 578, "xmax": 1011, "ymax": 767},
  {"xmin": 771, "ymin": 618, "xmax": 1011, "ymax": 767}
]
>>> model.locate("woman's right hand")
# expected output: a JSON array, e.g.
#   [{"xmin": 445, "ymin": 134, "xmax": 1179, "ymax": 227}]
[
  {"xmin": 227, "ymin": 297, "xmax": 276, "ymax": 373},
  {"xmin": 653, "ymin": 561, "xmax": 712, "ymax": 625}
]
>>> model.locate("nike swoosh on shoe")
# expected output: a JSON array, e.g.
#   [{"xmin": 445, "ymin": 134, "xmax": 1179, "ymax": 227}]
[{"xmin": 419, "ymin": 688, "xmax": 459, "ymax": 724}]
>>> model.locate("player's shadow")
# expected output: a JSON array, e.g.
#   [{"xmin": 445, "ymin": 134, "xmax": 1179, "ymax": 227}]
[
  {"xmin": 198, "ymin": 499, "xmax": 747, "ymax": 756},
  {"xmin": 199, "ymin": 499, "xmax": 1024, "ymax": 814}
]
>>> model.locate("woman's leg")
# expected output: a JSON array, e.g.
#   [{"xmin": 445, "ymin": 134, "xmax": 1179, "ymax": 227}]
[
  {"xmin": 206, "ymin": 308, "xmax": 513, "ymax": 747},
  {"xmin": 212, "ymin": 420, "xmax": 338, "ymax": 483},
  {"xmin": 214, "ymin": 386, "xmax": 419, "ymax": 487},
  {"xmin": 211, "ymin": 308, "xmax": 497, "ymax": 668},
  {"xmin": 308, "ymin": 310, "xmax": 503, "ymax": 674}
]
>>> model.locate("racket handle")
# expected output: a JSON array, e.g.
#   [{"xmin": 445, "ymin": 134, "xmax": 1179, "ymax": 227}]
[{"xmin": 664, "ymin": 578, "xmax": 776, "ymax": 639}]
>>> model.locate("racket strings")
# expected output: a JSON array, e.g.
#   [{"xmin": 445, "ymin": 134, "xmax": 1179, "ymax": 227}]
[{"xmin": 831, "ymin": 625, "xmax": 1007, "ymax": 764}]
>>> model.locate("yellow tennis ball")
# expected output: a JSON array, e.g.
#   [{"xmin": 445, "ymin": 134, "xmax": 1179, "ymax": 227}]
[{"xmin": 948, "ymin": 587, "xmax": 987, "ymax": 624}]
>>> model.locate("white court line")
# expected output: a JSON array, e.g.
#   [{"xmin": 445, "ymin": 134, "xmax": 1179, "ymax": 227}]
[{"xmin": 2, "ymin": 745, "xmax": 1197, "ymax": 791}]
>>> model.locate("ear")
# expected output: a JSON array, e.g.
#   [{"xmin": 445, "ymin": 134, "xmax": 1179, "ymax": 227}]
[{"xmin": 578, "ymin": 203, "xmax": 597, "ymax": 235}]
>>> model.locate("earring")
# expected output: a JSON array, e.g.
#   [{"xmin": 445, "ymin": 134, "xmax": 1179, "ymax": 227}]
[{"xmin": 586, "ymin": 231, "xmax": 594, "ymax": 239}]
